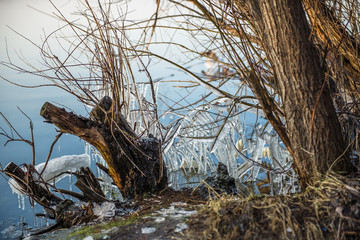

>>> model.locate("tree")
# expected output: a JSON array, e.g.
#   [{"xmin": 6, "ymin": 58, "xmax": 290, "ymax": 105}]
[
  {"xmin": 245, "ymin": 0, "xmax": 353, "ymax": 186},
  {"xmin": 1, "ymin": 1, "xmax": 170, "ymax": 200},
  {"xmin": 176, "ymin": 0, "xmax": 358, "ymax": 188}
]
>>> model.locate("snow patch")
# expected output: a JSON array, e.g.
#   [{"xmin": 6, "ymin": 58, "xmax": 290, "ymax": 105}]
[
  {"xmin": 7, "ymin": 154, "xmax": 90, "ymax": 210},
  {"xmin": 35, "ymin": 154, "xmax": 90, "ymax": 182},
  {"xmin": 154, "ymin": 217, "xmax": 165, "ymax": 223},
  {"xmin": 141, "ymin": 227, "xmax": 156, "ymax": 234},
  {"xmin": 83, "ymin": 236, "xmax": 94, "ymax": 240},
  {"xmin": 93, "ymin": 202, "xmax": 116, "ymax": 218},
  {"xmin": 8, "ymin": 178, "xmax": 24, "ymax": 196},
  {"xmin": 175, "ymin": 222, "xmax": 188, "ymax": 232}
]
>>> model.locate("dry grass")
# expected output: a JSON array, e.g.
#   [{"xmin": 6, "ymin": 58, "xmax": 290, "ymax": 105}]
[{"xmin": 186, "ymin": 172, "xmax": 360, "ymax": 239}]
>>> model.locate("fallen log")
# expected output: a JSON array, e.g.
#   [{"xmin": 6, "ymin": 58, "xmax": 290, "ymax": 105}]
[
  {"xmin": 74, "ymin": 167, "xmax": 106, "ymax": 203},
  {"xmin": 4, "ymin": 162, "xmax": 107, "ymax": 216},
  {"xmin": 4, "ymin": 162, "xmax": 62, "ymax": 210},
  {"xmin": 40, "ymin": 97, "xmax": 167, "ymax": 199}
]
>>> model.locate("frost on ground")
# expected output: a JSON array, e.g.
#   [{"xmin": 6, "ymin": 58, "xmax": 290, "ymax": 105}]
[
  {"xmin": 174, "ymin": 223, "xmax": 188, "ymax": 233},
  {"xmin": 141, "ymin": 227, "xmax": 156, "ymax": 234}
]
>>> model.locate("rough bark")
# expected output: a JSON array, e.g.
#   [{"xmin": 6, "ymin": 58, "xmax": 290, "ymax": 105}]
[
  {"xmin": 246, "ymin": 0, "xmax": 354, "ymax": 187},
  {"xmin": 74, "ymin": 167, "xmax": 107, "ymax": 203},
  {"xmin": 304, "ymin": 0, "xmax": 360, "ymax": 100},
  {"xmin": 40, "ymin": 97, "xmax": 167, "ymax": 199}
]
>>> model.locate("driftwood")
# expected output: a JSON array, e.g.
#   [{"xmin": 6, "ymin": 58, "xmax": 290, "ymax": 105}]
[
  {"xmin": 4, "ymin": 162, "xmax": 107, "ymax": 210},
  {"xmin": 74, "ymin": 167, "xmax": 107, "ymax": 203},
  {"xmin": 4, "ymin": 162, "xmax": 109, "ymax": 233},
  {"xmin": 4, "ymin": 162, "xmax": 62, "ymax": 210},
  {"xmin": 40, "ymin": 96, "xmax": 167, "ymax": 199},
  {"xmin": 56, "ymin": 167, "xmax": 107, "ymax": 203}
]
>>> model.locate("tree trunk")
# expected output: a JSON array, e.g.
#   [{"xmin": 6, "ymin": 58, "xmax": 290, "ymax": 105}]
[
  {"xmin": 246, "ymin": 0, "xmax": 353, "ymax": 187},
  {"xmin": 304, "ymin": 0, "xmax": 360, "ymax": 100},
  {"xmin": 40, "ymin": 97, "xmax": 167, "ymax": 199}
]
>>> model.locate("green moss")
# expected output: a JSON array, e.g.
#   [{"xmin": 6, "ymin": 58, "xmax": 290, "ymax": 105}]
[
  {"xmin": 67, "ymin": 214, "xmax": 143, "ymax": 239},
  {"xmin": 67, "ymin": 225, "xmax": 98, "ymax": 239}
]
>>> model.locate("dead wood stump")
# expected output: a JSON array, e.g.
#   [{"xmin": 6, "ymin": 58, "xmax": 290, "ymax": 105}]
[{"xmin": 40, "ymin": 97, "xmax": 167, "ymax": 199}]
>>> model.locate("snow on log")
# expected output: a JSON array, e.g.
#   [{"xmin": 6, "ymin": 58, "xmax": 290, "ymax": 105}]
[
  {"xmin": 35, "ymin": 154, "xmax": 90, "ymax": 182},
  {"xmin": 4, "ymin": 162, "xmax": 63, "ymax": 208}
]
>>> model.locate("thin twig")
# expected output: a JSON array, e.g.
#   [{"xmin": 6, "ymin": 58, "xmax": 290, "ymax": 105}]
[{"xmin": 40, "ymin": 132, "xmax": 64, "ymax": 176}]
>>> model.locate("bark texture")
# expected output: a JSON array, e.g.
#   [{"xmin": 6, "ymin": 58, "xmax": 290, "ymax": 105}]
[
  {"xmin": 246, "ymin": 0, "xmax": 353, "ymax": 187},
  {"xmin": 40, "ymin": 97, "xmax": 167, "ymax": 199},
  {"xmin": 304, "ymin": 0, "xmax": 360, "ymax": 100}
]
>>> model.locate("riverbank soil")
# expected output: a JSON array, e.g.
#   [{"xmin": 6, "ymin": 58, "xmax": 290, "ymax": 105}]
[
  {"xmin": 30, "ymin": 188, "xmax": 206, "ymax": 240},
  {"xmin": 29, "ymin": 173, "xmax": 360, "ymax": 240},
  {"xmin": 185, "ymin": 173, "xmax": 360, "ymax": 240}
]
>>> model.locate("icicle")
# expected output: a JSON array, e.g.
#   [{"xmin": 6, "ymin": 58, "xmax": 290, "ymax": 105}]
[
  {"xmin": 236, "ymin": 139, "xmax": 244, "ymax": 152},
  {"xmin": 262, "ymin": 147, "xmax": 271, "ymax": 159},
  {"xmin": 69, "ymin": 174, "xmax": 73, "ymax": 192},
  {"xmin": 17, "ymin": 194, "xmax": 21, "ymax": 209},
  {"xmin": 21, "ymin": 194, "xmax": 25, "ymax": 210},
  {"xmin": 33, "ymin": 206, "xmax": 36, "ymax": 228}
]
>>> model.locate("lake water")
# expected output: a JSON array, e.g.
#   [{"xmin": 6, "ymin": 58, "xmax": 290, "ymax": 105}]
[
  {"xmin": 0, "ymin": 1, "xmax": 283, "ymax": 238},
  {"xmin": 0, "ymin": 0, "xmax": 201, "ymax": 230},
  {"xmin": 0, "ymin": 0, "xmax": 148, "ymax": 232},
  {"xmin": 0, "ymin": 1, "xmax": 74, "ymax": 228}
]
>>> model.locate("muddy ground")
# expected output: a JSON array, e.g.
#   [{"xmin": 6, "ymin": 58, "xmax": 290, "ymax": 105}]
[
  {"xmin": 22, "ymin": 173, "xmax": 360, "ymax": 240},
  {"xmin": 24, "ymin": 189, "xmax": 205, "ymax": 240}
]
